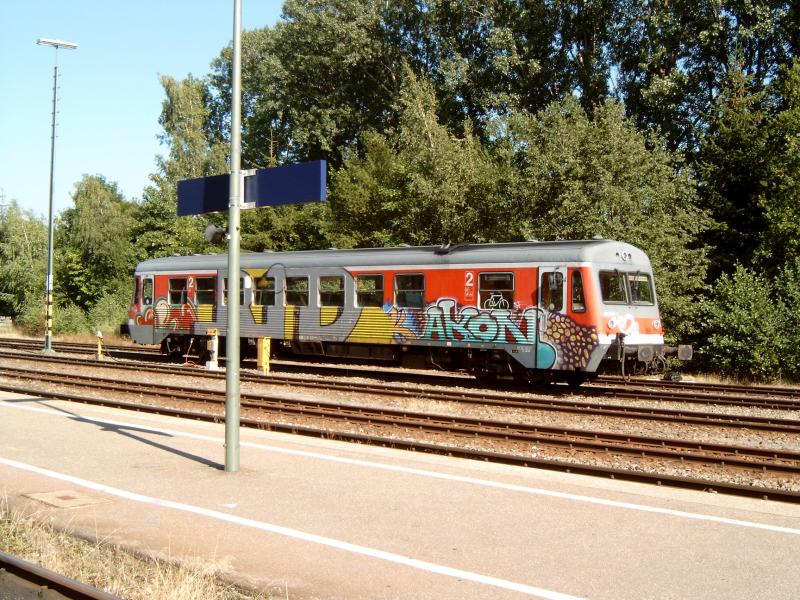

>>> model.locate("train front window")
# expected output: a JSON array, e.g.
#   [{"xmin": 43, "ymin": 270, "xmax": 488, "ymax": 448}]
[
  {"xmin": 142, "ymin": 278, "xmax": 153, "ymax": 306},
  {"xmin": 628, "ymin": 273, "xmax": 655, "ymax": 305},
  {"xmin": 599, "ymin": 271, "xmax": 628, "ymax": 304},
  {"xmin": 195, "ymin": 277, "xmax": 215, "ymax": 304},
  {"xmin": 395, "ymin": 274, "xmax": 425, "ymax": 308},
  {"xmin": 253, "ymin": 276, "xmax": 275, "ymax": 306},
  {"xmin": 169, "ymin": 278, "xmax": 187, "ymax": 305},
  {"xmin": 286, "ymin": 277, "xmax": 309, "ymax": 306},
  {"xmin": 571, "ymin": 271, "xmax": 586, "ymax": 313},
  {"xmin": 356, "ymin": 274, "xmax": 384, "ymax": 307},
  {"xmin": 319, "ymin": 276, "xmax": 344, "ymax": 307},
  {"xmin": 479, "ymin": 273, "xmax": 514, "ymax": 309}
]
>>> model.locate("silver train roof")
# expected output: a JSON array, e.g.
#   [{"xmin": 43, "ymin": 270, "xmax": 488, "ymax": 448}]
[{"xmin": 134, "ymin": 239, "xmax": 650, "ymax": 273}]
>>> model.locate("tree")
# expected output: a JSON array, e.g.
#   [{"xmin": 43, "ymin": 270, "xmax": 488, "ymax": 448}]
[
  {"xmin": 758, "ymin": 59, "xmax": 800, "ymax": 271},
  {"xmin": 499, "ymin": 97, "xmax": 710, "ymax": 339},
  {"xmin": 57, "ymin": 175, "xmax": 135, "ymax": 310},
  {"xmin": 695, "ymin": 65, "xmax": 770, "ymax": 280},
  {"xmin": 0, "ymin": 201, "xmax": 47, "ymax": 318},
  {"xmin": 133, "ymin": 75, "xmax": 228, "ymax": 260},
  {"xmin": 328, "ymin": 71, "xmax": 500, "ymax": 247}
]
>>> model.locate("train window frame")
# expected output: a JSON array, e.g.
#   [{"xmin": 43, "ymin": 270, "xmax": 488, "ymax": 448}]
[
  {"xmin": 478, "ymin": 272, "xmax": 514, "ymax": 310},
  {"xmin": 221, "ymin": 278, "xmax": 245, "ymax": 306},
  {"xmin": 195, "ymin": 277, "xmax": 215, "ymax": 305},
  {"xmin": 628, "ymin": 272, "xmax": 655, "ymax": 305},
  {"xmin": 319, "ymin": 275, "xmax": 345, "ymax": 307},
  {"xmin": 168, "ymin": 277, "xmax": 188, "ymax": 305},
  {"xmin": 599, "ymin": 270, "xmax": 628, "ymax": 304},
  {"xmin": 253, "ymin": 276, "xmax": 276, "ymax": 307},
  {"xmin": 571, "ymin": 271, "xmax": 586, "ymax": 313},
  {"xmin": 142, "ymin": 277, "xmax": 153, "ymax": 306},
  {"xmin": 394, "ymin": 273, "xmax": 425, "ymax": 308},
  {"xmin": 539, "ymin": 271, "xmax": 564, "ymax": 312},
  {"xmin": 356, "ymin": 274, "xmax": 384, "ymax": 307},
  {"xmin": 285, "ymin": 276, "xmax": 309, "ymax": 307}
]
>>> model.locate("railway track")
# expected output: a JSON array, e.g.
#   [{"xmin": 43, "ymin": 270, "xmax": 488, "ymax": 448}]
[
  {"xmin": 2, "ymin": 338, "xmax": 799, "ymax": 412},
  {"xmin": 4, "ymin": 336, "xmax": 799, "ymax": 407},
  {"xmin": 0, "ymin": 360, "xmax": 798, "ymax": 503},
  {"xmin": 0, "ymin": 550, "xmax": 119, "ymax": 599},
  {"xmin": 1, "ymin": 347, "xmax": 798, "ymax": 428}
]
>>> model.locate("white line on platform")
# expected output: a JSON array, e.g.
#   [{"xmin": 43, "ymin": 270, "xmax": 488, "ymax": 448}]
[
  {"xmin": 0, "ymin": 456, "xmax": 582, "ymax": 600},
  {"xmin": 3, "ymin": 399, "xmax": 800, "ymax": 538}
]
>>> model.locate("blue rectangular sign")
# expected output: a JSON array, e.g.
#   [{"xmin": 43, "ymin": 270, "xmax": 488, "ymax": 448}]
[
  {"xmin": 177, "ymin": 173, "xmax": 230, "ymax": 216},
  {"xmin": 247, "ymin": 160, "xmax": 327, "ymax": 207},
  {"xmin": 177, "ymin": 160, "xmax": 326, "ymax": 216}
]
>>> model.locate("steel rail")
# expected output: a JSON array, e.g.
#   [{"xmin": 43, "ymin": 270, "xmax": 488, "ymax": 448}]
[
  {"xmin": 0, "ymin": 550, "xmax": 120, "ymax": 599},
  {"xmin": 1, "ymin": 369, "xmax": 799, "ymax": 502},
  {"xmin": 3, "ymin": 364, "xmax": 798, "ymax": 469}
]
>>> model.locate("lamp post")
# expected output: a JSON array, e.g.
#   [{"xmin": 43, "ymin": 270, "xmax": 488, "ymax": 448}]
[{"xmin": 37, "ymin": 37, "xmax": 77, "ymax": 353}]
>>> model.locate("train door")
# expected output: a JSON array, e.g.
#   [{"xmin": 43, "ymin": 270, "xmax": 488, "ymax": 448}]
[{"xmin": 538, "ymin": 267, "xmax": 567, "ymax": 314}]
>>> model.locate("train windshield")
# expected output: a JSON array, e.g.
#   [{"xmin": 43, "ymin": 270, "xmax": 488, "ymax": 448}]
[
  {"xmin": 628, "ymin": 273, "xmax": 655, "ymax": 305},
  {"xmin": 599, "ymin": 270, "xmax": 655, "ymax": 305}
]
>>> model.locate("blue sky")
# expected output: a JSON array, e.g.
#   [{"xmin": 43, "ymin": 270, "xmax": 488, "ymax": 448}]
[{"xmin": 0, "ymin": 1, "xmax": 283, "ymax": 218}]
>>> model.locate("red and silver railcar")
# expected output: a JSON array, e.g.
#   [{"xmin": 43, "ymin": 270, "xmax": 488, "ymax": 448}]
[{"xmin": 128, "ymin": 239, "xmax": 688, "ymax": 384}]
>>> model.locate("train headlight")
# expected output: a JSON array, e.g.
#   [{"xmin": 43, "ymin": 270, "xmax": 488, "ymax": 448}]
[{"xmin": 653, "ymin": 319, "xmax": 661, "ymax": 330}]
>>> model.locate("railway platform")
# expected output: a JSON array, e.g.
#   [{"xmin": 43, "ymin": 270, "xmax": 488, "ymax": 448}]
[{"xmin": 0, "ymin": 389, "xmax": 798, "ymax": 600}]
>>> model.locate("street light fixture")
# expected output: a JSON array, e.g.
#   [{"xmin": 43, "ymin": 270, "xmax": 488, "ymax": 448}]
[{"xmin": 37, "ymin": 37, "xmax": 77, "ymax": 353}]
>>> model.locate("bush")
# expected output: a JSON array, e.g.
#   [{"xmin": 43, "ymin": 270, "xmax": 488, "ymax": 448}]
[
  {"xmin": 53, "ymin": 302, "xmax": 90, "ymax": 335},
  {"xmin": 87, "ymin": 287, "xmax": 131, "ymax": 335},
  {"xmin": 696, "ymin": 265, "xmax": 786, "ymax": 382},
  {"xmin": 776, "ymin": 258, "xmax": 800, "ymax": 380}
]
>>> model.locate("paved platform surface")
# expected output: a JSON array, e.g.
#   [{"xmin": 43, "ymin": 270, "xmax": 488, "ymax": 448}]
[{"xmin": 0, "ymin": 389, "xmax": 798, "ymax": 600}]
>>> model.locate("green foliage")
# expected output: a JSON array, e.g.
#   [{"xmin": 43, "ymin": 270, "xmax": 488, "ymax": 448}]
[
  {"xmin": 328, "ymin": 71, "xmax": 501, "ymax": 247},
  {"xmin": 57, "ymin": 175, "xmax": 136, "ymax": 311},
  {"xmin": 775, "ymin": 258, "xmax": 800, "ymax": 380},
  {"xmin": 758, "ymin": 59, "xmax": 800, "ymax": 271},
  {"xmin": 498, "ymin": 97, "xmax": 711, "ymax": 339},
  {"xmin": 87, "ymin": 287, "xmax": 132, "ymax": 335},
  {"xmin": 0, "ymin": 201, "xmax": 47, "ymax": 318},
  {"xmin": 53, "ymin": 302, "xmax": 90, "ymax": 336},
  {"xmin": 696, "ymin": 266, "xmax": 785, "ymax": 382},
  {"xmin": 695, "ymin": 66, "xmax": 770, "ymax": 280}
]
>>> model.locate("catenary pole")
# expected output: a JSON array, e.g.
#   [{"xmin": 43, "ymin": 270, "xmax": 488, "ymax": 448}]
[
  {"xmin": 37, "ymin": 38, "xmax": 77, "ymax": 354},
  {"xmin": 225, "ymin": 0, "xmax": 243, "ymax": 471}
]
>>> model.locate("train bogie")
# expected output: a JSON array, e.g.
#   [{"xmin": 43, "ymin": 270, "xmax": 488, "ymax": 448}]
[{"xmin": 128, "ymin": 239, "xmax": 688, "ymax": 384}]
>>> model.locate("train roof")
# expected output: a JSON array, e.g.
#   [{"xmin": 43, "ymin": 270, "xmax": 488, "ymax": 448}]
[{"xmin": 134, "ymin": 239, "xmax": 652, "ymax": 273}]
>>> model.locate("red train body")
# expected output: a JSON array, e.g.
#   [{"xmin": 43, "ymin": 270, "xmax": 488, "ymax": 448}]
[{"xmin": 128, "ymin": 239, "xmax": 690, "ymax": 385}]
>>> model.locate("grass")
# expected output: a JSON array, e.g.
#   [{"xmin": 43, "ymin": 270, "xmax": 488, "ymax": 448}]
[{"xmin": 0, "ymin": 498, "xmax": 287, "ymax": 600}]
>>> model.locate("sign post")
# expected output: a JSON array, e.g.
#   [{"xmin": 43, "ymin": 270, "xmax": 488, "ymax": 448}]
[
  {"xmin": 177, "ymin": 6, "xmax": 326, "ymax": 474},
  {"xmin": 225, "ymin": 0, "xmax": 243, "ymax": 473}
]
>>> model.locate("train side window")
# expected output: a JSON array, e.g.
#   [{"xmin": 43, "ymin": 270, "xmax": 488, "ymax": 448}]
[
  {"xmin": 395, "ymin": 274, "xmax": 425, "ymax": 308},
  {"xmin": 319, "ymin": 276, "xmax": 344, "ymax": 307},
  {"xmin": 571, "ymin": 271, "xmax": 586, "ymax": 313},
  {"xmin": 196, "ymin": 277, "xmax": 215, "ymax": 305},
  {"xmin": 356, "ymin": 274, "xmax": 384, "ymax": 307},
  {"xmin": 540, "ymin": 272, "xmax": 564, "ymax": 311},
  {"xmin": 286, "ymin": 276, "xmax": 309, "ymax": 306},
  {"xmin": 142, "ymin": 278, "xmax": 153, "ymax": 306},
  {"xmin": 478, "ymin": 272, "xmax": 514, "ymax": 309},
  {"xmin": 169, "ymin": 278, "xmax": 188, "ymax": 305},
  {"xmin": 599, "ymin": 270, "xmax": 627, "ymax": 304},
  {"xmin": 253, "ymin": 276, "xmax": 275, "ymax": 306},
  {"xmin": 628, "ymin": 272, "xmax": 655, "ymax": 305},
  {"xmin": 222, "ymin": 278, "xmax": 245, "ymax": 306}
]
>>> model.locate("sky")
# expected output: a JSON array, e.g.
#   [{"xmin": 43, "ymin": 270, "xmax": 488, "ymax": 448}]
[{"xmin": 0, "ymin": 1, "xmax": 283, "ymax": 219}]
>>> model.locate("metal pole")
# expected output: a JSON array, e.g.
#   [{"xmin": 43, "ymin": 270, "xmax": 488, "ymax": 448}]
[
  {"xmin": 38, "ymin": 38, "xmax": 77, "ymax": 353},
  {"xmin": 43, "ymin": 58, "xmax": 58, "ymax": 353},
  {"xmin": 225, "ymin": 0, "xmax": 243, "ymax": 472}
]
